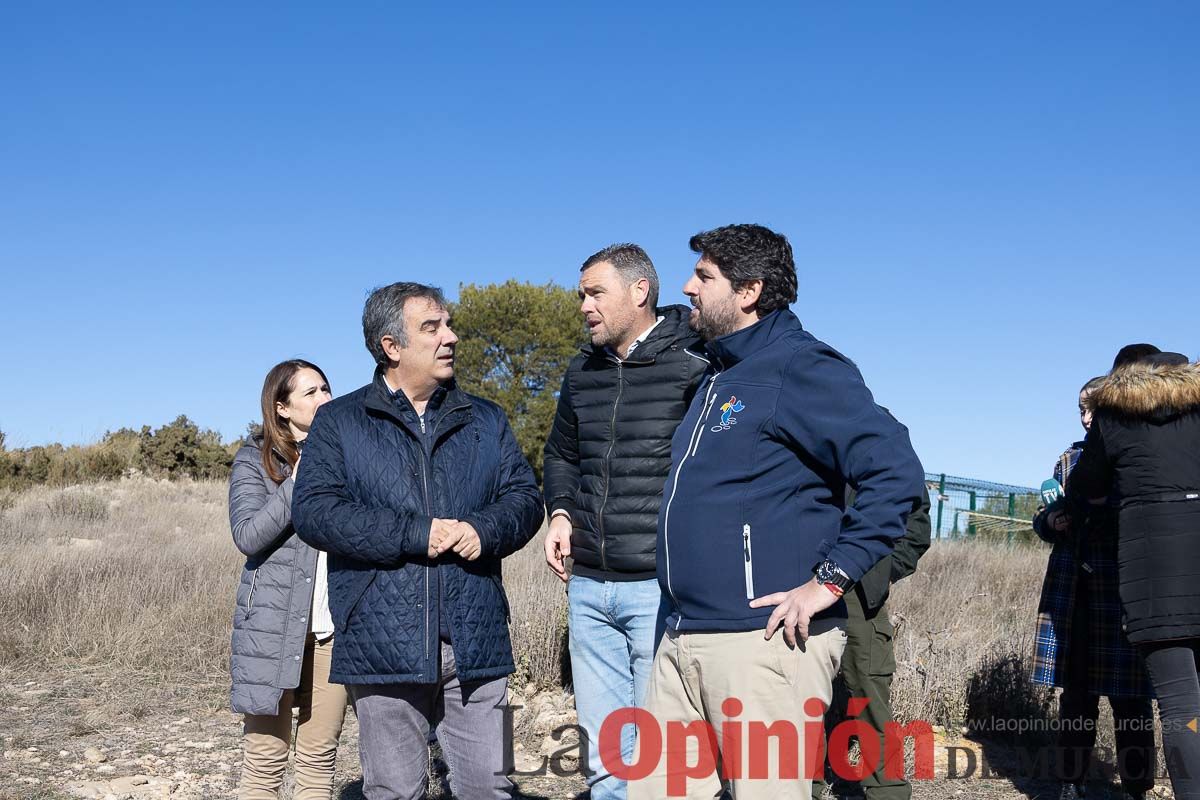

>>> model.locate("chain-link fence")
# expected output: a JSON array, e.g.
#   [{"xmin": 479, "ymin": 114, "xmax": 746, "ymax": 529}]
[{"xmin": 925, "ymin": 472, "xmax": 1042, "ymax": 544}]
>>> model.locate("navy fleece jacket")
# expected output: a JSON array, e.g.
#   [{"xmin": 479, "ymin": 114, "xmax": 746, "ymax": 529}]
[{"xmin": 657, "ymin": 310, "xmax": 925, "ymax": 632}]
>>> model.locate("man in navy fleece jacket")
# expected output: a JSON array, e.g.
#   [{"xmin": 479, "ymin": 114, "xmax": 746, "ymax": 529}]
[{"xmin": 628, "ymin": 224, "xmax": 925, "ymax": 800}]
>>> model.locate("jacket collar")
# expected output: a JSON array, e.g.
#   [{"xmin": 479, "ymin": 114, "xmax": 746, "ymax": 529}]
[
  {"xmin": 248, "ymin": 434, "xmax": 293, "ymax": 467},
  {"xmin": 1090, "ymin": 361, "xmax": 1200, "ymax": 421},
  {"xmin": 702, "ymin": 309, "xmax": 802, "ymax": 370},
  {"xmin": 363, "ymin": 369, "xmax": 473, "ymax": 436},
  {"xmin": 580, "ymin": 304, "xmax": 698, "ymax": 364}
]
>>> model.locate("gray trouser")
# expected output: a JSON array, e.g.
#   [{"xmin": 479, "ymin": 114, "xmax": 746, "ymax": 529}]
[{"xmin": 349, "ymin": 642, "xmax": 512, "ymax": 800}]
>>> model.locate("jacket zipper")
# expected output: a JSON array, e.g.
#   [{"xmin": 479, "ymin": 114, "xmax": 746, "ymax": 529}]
[
  {"xmin": 417, "ymin": 414, "xmax": 432, "ymax": 671},
  {"xmin": 662, "ymin": 374, "xmax": 721, "ymax": 627},
  {"xmin": 418, "ymin": 402, "xmax": 470, "ymax": 674},
  {"xmin": 596, "ymin": 358, "xmax": 623, "ymax": 572},
  {"xmin": 245, "ymin": 568, "xmax": 259, "ymax": 612},
  {"xmin": 743, "ymin": 524, "xmax": 755, "ymax": 599},
  {"xmin": 688, "ymin": 370, "xmax": 721, "ymax": 457}
]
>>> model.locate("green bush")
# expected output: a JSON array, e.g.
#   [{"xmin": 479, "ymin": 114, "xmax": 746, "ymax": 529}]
[
  {"xmin": 84, "ymin": 449, "xmax": 128, "ymax": 481},
  {"xmin": 0, "ymin": 448, "xmax": 13, "ymax": 489},
  {"xmin": 138, "ymin": 415, "xmax": 233, "ymax": 480},
  {"xmin": 0, "ymin": 419, "xmax": 234, "ymax": 492},
  {"xmin": 23, "ymin": 447, "xmax": 54, "ymax": 484}
]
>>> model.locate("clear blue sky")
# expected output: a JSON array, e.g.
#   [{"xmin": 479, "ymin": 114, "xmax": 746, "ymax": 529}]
[{"xmin": 1, "ymin": 2, "xmax": 1196, "ymax": 487}]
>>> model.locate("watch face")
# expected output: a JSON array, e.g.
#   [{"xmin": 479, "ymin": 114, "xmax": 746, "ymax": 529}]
[{"xmin": 817, "ymin": 560, "xmax": 849, "ymax": 589}]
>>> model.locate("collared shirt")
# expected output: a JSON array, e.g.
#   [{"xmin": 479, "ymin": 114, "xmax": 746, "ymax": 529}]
[{"xmin": 611, "ymin": 315, "xmax": 665, "ymax": 361}]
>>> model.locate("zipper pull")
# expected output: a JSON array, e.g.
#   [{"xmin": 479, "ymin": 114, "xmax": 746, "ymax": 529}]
[{"xmin": 742, "ymin": 524, "xmax": 755, "ymax": 600}]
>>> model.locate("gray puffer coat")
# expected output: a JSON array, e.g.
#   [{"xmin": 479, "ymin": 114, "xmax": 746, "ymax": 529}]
[{"xmin": 228, "ymin": 439, "xmax": 319, "ymax": 716}]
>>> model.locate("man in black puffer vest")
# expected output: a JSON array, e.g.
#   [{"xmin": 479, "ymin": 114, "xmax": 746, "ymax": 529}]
[{"xmin": 543, "ymin": 243, "xmax": 707, "ymax": 800}]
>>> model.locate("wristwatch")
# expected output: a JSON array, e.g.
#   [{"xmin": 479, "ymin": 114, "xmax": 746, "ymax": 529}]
[{"xmin": 815, "ymin": 559, "xmax": 853, "ymax": 597}]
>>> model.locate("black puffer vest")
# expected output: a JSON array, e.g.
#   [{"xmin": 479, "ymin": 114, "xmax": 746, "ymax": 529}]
[{"xmin": 543, "ymin": 305, "xmax": 707, "ymax": 579}]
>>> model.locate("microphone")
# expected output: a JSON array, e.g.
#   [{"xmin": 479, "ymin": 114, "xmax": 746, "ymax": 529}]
[{"xmin": 1040, "ymin": 478, "xmax": 1064, "ymax": 506}]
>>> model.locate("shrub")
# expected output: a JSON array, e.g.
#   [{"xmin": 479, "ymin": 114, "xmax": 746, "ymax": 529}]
[
  {"xmin": 0, "ymin": 421, "xmax": 238, "ymax": 492},
  {"xmin": 45, "ymin": 490, "xmax": 109, "ymax": 523},
  {"xmin": 84, "ymin": 449, "xmax": 128, "ymax": 481},
  {"xmin": 964, "ymin": 648, "xmax": 1055, "ymax": 746},
  {"xmin": 138, "ymin": 416, "xmax": 233, "ymax": 480},
  {"xmin": 45, "ymin": 449, "xmax": 85, "ymax": 486},
  {"xmin": 23, "ymin": 446, "xmax": 54, "ymax": 485}
]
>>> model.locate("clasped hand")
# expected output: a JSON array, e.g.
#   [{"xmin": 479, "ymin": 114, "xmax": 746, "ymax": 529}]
[{"xmin": 427, "ymin": 518, "xmax": 482, "ymax": 561}]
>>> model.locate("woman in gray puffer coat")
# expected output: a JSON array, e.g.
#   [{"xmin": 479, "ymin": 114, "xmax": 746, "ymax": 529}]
[{"xmin": 230, "ymin": 359, "xmax": 346, "ymax": 800}]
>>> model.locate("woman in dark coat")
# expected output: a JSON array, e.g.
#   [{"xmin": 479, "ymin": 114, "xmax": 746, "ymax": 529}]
[
  {"xmin": 1068, "ymin": 355, "xmax": 1200, "ymax": 800},
  {"xmin": 1032, "ymin": 377, "xmax": 1154, "ymax": 800},
  {"xmin": 229, "ymin": 359, "xmax": 346, "ymax": 800}
]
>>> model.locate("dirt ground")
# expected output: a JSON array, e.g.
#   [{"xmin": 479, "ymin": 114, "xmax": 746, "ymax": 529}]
[{"xmin": 1, "ymin": 671, "xmax": 1175, "ymax": 800}]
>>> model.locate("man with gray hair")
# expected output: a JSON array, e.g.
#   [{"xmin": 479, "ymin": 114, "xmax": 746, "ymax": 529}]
[
  {"xmin": 543, "ymin": 244, "xmax": 707, "ymax": 799},
  {"xmin": 294, "ymin": 281, "xmax": 544, "ymax": 799}
]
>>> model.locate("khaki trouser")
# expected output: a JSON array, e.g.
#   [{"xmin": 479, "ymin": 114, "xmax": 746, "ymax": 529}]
[
  {"xmin": 629, "ymin": 619, "xmax": 847, "ymax": 800},
  {"xmin": 239, "ymin": 634, "xmax": 349, "ymax": 800}
]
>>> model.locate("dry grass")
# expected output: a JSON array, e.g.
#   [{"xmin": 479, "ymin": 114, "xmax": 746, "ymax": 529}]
[
  {"xmin": 504, "ymin": 531, "xmax": 570, "ymax": 690},
  {"xmin": 0, "ymin": 479, "xmax": 569, "ymax": 718},
  {"xmin": 888, "ymin": 541, "xmax": 1054, "ymax": 734},
  {"xmin": 0, "ymin": 481, "xmax": 236, "ymax": 715},
  {"xmin": 2, "ymin": 478, "xmax": 1057, "ymax": 740}
]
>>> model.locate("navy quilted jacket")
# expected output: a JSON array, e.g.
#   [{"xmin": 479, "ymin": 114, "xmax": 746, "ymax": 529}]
[{"xmin": 292, "ymin": 371, "xmax": 544, "ymax": 685}]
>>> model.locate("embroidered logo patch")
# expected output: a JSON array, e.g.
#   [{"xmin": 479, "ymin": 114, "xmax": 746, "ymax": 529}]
[{"xmin": 712, "ymin": 396, "xmax": 745, "ymax": 432}]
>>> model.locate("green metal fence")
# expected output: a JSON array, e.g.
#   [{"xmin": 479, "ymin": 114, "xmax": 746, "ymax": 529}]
[{"xmin": 925, "ymin": 472, "xmax": 1042, "ymax": 544}]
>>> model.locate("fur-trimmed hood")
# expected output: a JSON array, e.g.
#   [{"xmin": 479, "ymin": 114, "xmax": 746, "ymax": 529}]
[{"xmin": 1090, "ymin": 361, "xmax": 1200, "ymax": 420}]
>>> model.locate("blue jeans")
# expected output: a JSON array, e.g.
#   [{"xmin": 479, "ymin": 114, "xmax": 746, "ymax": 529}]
[{"xmin": 568, "ymin": 575, "xmax": 665, "ymax": 800}]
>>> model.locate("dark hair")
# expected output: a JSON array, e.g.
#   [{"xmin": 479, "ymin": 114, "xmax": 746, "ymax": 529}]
[
  {"xmin": 260, "ymin": 359, "xmax": 330, "ymax": 484},
  {"xmin": 1080, "ymin": 376, "xmax": 1106, "ymax": 395},
  {"xmin": 581, "ymin": 243, "xmax": 659, "ymax": 308},
  {"xmin": 688, "ymin": 224, "xmax": 797, "ymax": 316},
  {"xmin": 363, "ymin": 282, "xmax": 447, "ymax": 366},
  {"xmin": 1112, "ymin": 343, "xmax": 1160, "ymax": 370}
]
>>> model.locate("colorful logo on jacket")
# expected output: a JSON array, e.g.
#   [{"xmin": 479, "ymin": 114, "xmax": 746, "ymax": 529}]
[{"xmin": 712, "ymin": 396, "xmax": 745, "ymax": 432}]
